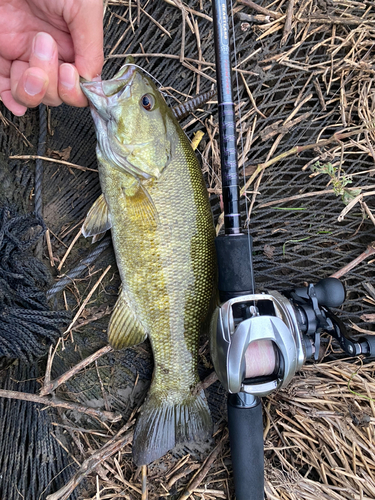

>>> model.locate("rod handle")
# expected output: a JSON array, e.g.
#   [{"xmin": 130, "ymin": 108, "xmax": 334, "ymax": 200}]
[{"xmin": 228, "ymin": 393, "xmax": 264, "ymax": 500}]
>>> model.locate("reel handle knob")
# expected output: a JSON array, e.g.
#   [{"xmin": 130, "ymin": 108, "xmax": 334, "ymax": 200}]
[{"xmin": 295, "ymin": 277, "xmax": 345, "ymax": 308}]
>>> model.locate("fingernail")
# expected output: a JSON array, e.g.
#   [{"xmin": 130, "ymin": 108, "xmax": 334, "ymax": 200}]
[
  {"xmin": 24, "ymin": 73, "xmax": 45, "ymax": 96},
  {"xmin": 33, "ymin": 32, "xmax": 54, "ymax": 61},
  {"xmin": 60, "ymin": 64, "xmax": 76, "ymax": 90}
]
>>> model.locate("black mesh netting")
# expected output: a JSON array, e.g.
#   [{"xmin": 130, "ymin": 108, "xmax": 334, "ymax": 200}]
[
  {"xmin": 0, "ymin": 0, "xmax": 375, "ymax": 498},
  {"xmin": 0, "ymin": 363, "xmax": 78, "ymax": 500},
  {"xmin": 0, "ymin": 191, "xmax": 75, "ymax": 497},
  {"xmin": 0, "ymin": 208, "xmax": 70, "ymax": 363}
]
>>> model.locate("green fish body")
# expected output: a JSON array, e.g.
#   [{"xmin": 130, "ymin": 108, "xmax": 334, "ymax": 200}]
[{"xmin": 81, "ymin": 63, "xmax": 216, "ymax": 465}]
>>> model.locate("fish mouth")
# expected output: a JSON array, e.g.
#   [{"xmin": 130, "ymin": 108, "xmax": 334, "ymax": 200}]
[
  {"xmin": 80, "ymin": 64, "xmax": 137, "ymax": 120},
  {"xmin": 81, "ymin": 64, "xmax": 147, "ymax": 178}
]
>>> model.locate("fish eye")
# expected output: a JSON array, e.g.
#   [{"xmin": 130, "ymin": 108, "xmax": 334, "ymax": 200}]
[{"xmin": 141, "ymin": 94, "xmax": 154, "ymax": 111}]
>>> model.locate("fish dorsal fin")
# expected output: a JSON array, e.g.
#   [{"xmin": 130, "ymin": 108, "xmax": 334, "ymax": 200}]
[
  {"xmin": 122, "ymin": 182, "xmax": 159, "ymax": 227},
  {"xmin": 108, "ymin": 290, "xmax": 148, "ymax": 349},
  {"xmin": 82, "ymin": 193, "xmax": 112, "ymax": 238}
]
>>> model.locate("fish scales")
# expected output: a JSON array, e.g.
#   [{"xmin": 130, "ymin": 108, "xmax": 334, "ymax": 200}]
[
  {"xmin": 81, "ymin": 61, "xmax": 216, "ymax": 465},
  {"xmin": 102, "ymin": 135, "xmax": 215, "ymax": 393}
]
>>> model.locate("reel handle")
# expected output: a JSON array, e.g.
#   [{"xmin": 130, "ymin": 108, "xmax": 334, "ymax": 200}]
[
  {"xmin": 228, "ymin": 393, "xmax": 264, "ymax": 500},
  {"xmin": 294, "ymin": 277, "xmax": 345, "ymax": 308},
  {"xmin": 359, "ymin": 335, "xmax": 375, "ymax": 357}
]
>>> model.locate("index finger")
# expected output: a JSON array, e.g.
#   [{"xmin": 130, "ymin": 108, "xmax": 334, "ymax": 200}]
[{"xmin": 63, "ymin": 0, "xmax": 104, "ymax": 81}]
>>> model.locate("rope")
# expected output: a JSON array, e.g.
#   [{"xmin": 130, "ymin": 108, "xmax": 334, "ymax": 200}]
[
  {"xmin": 47, "ymin": 236, "xmax": 112, "ymax": 299},
  {"xmin": 0, "ymin": 207, "xmax": 70, "ymax": 363}
]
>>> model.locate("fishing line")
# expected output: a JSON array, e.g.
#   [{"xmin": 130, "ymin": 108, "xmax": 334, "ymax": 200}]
[{"xmin": 119, "ymin": 63, "xmax": 165, "ymax": 89}]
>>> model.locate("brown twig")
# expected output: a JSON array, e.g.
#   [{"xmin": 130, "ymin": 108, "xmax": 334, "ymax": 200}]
[
  {"xmin": 361, "ymin": 201, "xmax": 375, "ymax": 226},
  {"xmin": 258, "ymin": 188, "xmax": 336, "ymax": 208},
  {"xmin": 167, "ymin": 464, "xmax": 200, "ymax": 488},
  {"xmin": 257, "ymin": 185, "xmax": 375, "ymax": 209},
  {"xmin": 363, "ymin": 282, "xmax": 375, "ymax": 302},
  {"xmin": 40, "ymin": 345, "xmax": 113, "ymax": 396},
  {"xmin": 0, "ymin": 111, "xmax": 33, "ymax": 146},
  {"xmin": 192, "ymin": 371, "xmax": 219, "ymax": 396},
  {"xmin": 361, "ymin": 314, "xmax": 375, "ymax": 322},
  {"xmin": 240, "ymin": 73, "xmax": 266, "ymax": 119},
  {"xmin": 237, "ymin": 0, "xmax": 283, "ymax": 19},
  {"xmin": 71, "ymin": 306, "xmax": 113, "ymax": 331},
  {"xmin": 297, "ymin": 14, "xmax": 373, "ymax": 25},
  {"xmin": 46, "ymin": 424, "xmax": 134, "ymax": 500},
  {"xmin": 140, "ymin": 6, "xmax": 171, "ymax": 38},
  {"xmin": 57, "ymin": 228, "xmax": 82, "ymax": 272},
  {"xmin": 338, "ymin": 191, "xmax": 375, "ymax": 222},
  {"xmin": 8, "ymin": 155, "xmax": 98, "ymax": 173},
  {"xmin": 237, "ymin": 12, "xmax": 271, "ymax": 24},
  {"xmin": 330, "ymin": 242, "xmax": 375, "ymax": 279},
  {"xmin": 64, "ymin": 265, "xmax": 112, "ymax": 334},
  {"xmin": 260, "ymin": 112, "xmax": 312, "ymax": 142},
  {"xmin": 162, "ymin": 0, "xmax": 212, "ymax": 22},
  {"xmin": 313, "ymin": 77, "xmax": 327, "ymax": 111},
  {"xmin": 108, "ymin": 52, "xmax": 258, "ymax": 76},
  {"xmin": 45, "ymin": 229, "xmax": 55, "ymax": 267},
  {"xmin": 0, "ymin": 389, "xmax": 122, "ymax": 422},
  {"xmin": 281, "ymin": 0, "xmax": 295, "ymax": 46},
  {"xmin": 43, "ymin": 350, "xmax": 53, "ymax": 398},
  {"xmin": 178, "ymin": 433, "xmax": 226, "ymax": 500},
  {"xmin": 142, "ymin": 465, "xmax": 148, "ymax": 500}
]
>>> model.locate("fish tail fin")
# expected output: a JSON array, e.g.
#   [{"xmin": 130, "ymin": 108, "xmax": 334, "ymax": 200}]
[{"xmin": 132, "ymin": 391, "xmax": 212, "ymax": 465}]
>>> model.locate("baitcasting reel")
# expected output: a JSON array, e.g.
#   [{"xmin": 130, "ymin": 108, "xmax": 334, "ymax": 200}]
[{"xmin": 211, "ymin": 276, "xmax": 375, "ymax": 398}]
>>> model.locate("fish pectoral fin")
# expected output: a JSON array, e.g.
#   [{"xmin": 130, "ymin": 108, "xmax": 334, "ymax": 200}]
[
  {"xmin": 122, "ymin": 183, "xmax": 159, "ymax": 227},
  {"xmin": 82, "ymin": 193, "xmax": 112, "ymax": 239},
  {"xmin": 108, "ymin": 291, "xmax": 148, "ymax": 349}
]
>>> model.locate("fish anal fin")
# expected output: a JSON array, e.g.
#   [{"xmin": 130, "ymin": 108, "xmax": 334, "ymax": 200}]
[
  {"xmin": 132, "ymin": 391, "xmax": 212, "ymax": 465},
  {"xmin": 82, "ymin": 193, "xmax": 112, "ymax": 239},
  {"xmin": 108, "ymin": 291, "xmax": 148, "ymax": 349}
]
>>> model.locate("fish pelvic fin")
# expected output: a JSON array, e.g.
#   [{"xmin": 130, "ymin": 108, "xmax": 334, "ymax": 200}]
[
  {"xmin": 132, "ymin": 390, "xmax": 212, "ymax": 465},
  {"xmin": 82, "ymin": 193, "xmax": 112, "ymax": 240},
  {"xmin": 108, "ymin": 291, "xmax": 148, "ymax": 348}
]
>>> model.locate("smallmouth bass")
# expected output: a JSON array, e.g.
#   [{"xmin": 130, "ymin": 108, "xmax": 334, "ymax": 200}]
[{"xmin": 81, "ymin": 61, "xmax": 216, "ymax": 465}]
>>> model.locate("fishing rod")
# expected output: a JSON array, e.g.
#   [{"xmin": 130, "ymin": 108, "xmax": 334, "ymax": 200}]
[{"xmin": 210, "ymin": 1, "xmax": 375, "ymax": 499}]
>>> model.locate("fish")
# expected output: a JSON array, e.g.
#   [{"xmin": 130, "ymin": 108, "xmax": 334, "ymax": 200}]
[{"xmin": 80, "ymin": 60, "xmax": 217, "ymax": 465}]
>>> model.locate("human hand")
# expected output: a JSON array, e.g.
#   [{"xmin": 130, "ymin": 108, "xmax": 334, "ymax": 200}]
[{"xmin": 0, "ymin": 0, "xmax": 104, "ymax": 116}]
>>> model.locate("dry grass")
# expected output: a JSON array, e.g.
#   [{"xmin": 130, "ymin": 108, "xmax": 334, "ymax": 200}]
[{"xmin": 265, "ymin": 360, "xmax": 375, "ymax": 500}]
